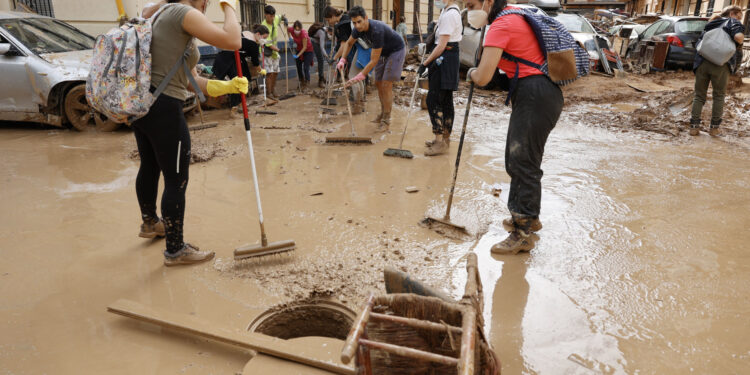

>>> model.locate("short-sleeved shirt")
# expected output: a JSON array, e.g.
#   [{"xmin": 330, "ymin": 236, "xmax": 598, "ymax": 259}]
[
  {"xmin": 335, "ymin": 14, "xmax": 353, "ymax": 49},
  {"xmin": 150, "ymin": 4, "xmax": 201, "ymax": 100},
  {"xmin": 288, "ymin": 26, "xmax": 314, "ymax": 53},
  {"xmin": 351, "ymin": 19, "xmax": 405, "ymax": 57},
  {"xmin": 395, "ymin": 22, "xmax": 408, "ymax": 40},
  {"xmin": 694, "ymin": 17, "xmax": 745, "ymax": 73},
  {"xmin": 436, "ymin": 5, "xmax": 462, "ymax": 43},
  {"xmin": 483, "ymin": 7, "xmax": 544, "ymax": 79}
]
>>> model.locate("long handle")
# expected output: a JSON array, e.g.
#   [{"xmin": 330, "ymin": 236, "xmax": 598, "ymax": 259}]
[
  {"xmin": 444, "ymin": 26, "xmax": 486, "ymax": 220},
  {"xmin": 396, "ymin": 50, "xmax": 426, "ymax": 149},
  {"xmin": 339, "ymin": 68, "xmax": 356, "ymax": 136},
  {"xmin": 325, "ymin": 33, "xmax": 337, "ymax": 102},
  {"xmin": 235, "ymin": 50, "xmax": 267, "ymax": 246},
  {"xmin": 283, "ymin": 27, "xmax": 290, "ymax": 93}
]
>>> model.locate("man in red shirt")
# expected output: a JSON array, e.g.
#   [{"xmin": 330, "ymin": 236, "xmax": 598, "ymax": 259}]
[{"xmin": 466, "ymin": 0, "xmax": 564, "ymax": 254}]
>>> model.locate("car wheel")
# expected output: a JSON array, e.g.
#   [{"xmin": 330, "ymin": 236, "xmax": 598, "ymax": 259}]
[{"xmin": 64, "ymin": 84, "xmax": 120, "ymax": 132}]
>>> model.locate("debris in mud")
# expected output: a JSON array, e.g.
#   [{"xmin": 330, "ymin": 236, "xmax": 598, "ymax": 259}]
[
  {"xmin": 128, "ymin": 137, "xmax": 236, "ymax": 164},
  {"xmin": 491, "ymin": 185, "xmax": 502, "ymax": 197},
  {"xmin": 405, "ymin": 186, "xmax": 419, "ymax": 193}
]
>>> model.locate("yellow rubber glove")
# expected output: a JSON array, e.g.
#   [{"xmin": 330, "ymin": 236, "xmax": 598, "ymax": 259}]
[
  {"xmin": 206, "ymin": 77, "xmax": 248, "ymax": 97},
  {"xmin": 260, "ymin": 69, "xmax": 267, "ymax": 76}
]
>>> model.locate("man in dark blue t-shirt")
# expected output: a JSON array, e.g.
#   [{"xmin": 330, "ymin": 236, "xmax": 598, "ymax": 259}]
[
  {"xmin": 333, "ymin": 6, "xmax": 406, "ymax": 131},
  {"xmin": 689, "ymin": 5, "xmax": 745, "ymax": 137}
]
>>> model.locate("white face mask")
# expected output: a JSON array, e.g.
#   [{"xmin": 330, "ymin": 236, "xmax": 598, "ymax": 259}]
[
  {"xmin": 435, "ymin": 0, "xmax": 446, "ymax": 9},
  {"xmin": 259, "ymin": 38, "xmax": 267, "ymax": 45},
  {"xmin": 467, "ymin": 1, "xmax": 490, "ymax": 29},
  {"xmin": 294, "ymin": 30, "xmax": 301, "ymax": 35}
]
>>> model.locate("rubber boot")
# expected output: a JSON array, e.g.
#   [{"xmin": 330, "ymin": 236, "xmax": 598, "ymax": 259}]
[
  {"xmin": 709, "ymin": 119, "xmax": 721, "ymax": 137},
  {"xmin": 688, "ymin": 118, "xmax": 700, "ymax": 136},
  {"xmin": 139, "ymin": 217, "xmax": 165, "ymax": 238},
  {"xmin": 164, "ymin": 243, "xmax": 215, "ymax": 267}
]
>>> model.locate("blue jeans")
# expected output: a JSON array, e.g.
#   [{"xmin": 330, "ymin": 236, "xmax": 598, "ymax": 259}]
[{"xmin": 295, "ymin": 51, "xmax": 314, "ymax": 82}]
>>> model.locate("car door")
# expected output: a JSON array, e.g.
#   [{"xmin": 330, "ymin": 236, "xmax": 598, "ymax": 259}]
[{"xmin": 0, "ymin": 26, "xmax": 37, "ymax": 113}]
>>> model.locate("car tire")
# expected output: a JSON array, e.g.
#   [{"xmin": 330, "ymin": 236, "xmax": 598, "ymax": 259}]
[{"xmin": 64, "ymin": 84, "xmax": 120, "ymax": 132}]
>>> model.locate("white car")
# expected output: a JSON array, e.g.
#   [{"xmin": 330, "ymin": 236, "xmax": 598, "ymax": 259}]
[{"xmin": 549, "ymin": 12, "xmax": 611, "ymax": 61}]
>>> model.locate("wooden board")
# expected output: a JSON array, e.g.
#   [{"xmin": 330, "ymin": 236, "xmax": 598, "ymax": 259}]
[
  {"xmin": 242, "ymin": 337, "xmax": 343, "ymax": 375},
  {"xmin": 107, "ymin": 299, "xmax": 355, "ymax": 375}
]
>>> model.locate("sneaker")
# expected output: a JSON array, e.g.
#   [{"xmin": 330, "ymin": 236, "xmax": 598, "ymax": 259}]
[
  {"xmin": 139, "ymin": 218, "xmax": 165, "ymax": 238},
  {"xmin": 689, "ymin": 128, "xmax": 699, "ymax": 136},
  {"xmin": 424, "ymin": 140, "xmax": 449, "ymax": 156},
  {"xmin": 425, "ymin": 138, "xmax": 451, "ymax": 147},
  {"xmin": 491, "ymin": 231, "xmax": 537, "ymax": 255},
  {"xmin": 163, "ymin": 243, "xmax": 215, "ymax": 267},
  {"xmin": 709, "ymin": 127, "xmax": 721, "ymax": 137},
  {"xmin": 502, "ymin": 217, "xmax": 543, "ymax": 232}
]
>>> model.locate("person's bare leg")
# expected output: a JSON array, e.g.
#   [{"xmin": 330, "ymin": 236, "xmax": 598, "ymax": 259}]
[
  {"xmin": 377, "ymin": 81, "xmax": 393, "ymax": 131},
  {"xmin": 372, "ymin": 81, "xmax": 386, "ymax": 123},
  {"xmin": 267, "ymin": 73, "xmax": 277, "ymax": 98}
]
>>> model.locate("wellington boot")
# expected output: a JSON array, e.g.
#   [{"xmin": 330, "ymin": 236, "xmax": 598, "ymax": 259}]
[
  {"xmin": 491, "ymin": 230, "xmax": 537, "ymax": 255},
  {"xmin": 139, "ymin": 218, "xmax": 165, "ymax": 238},
  {"xmin": 424, "ymin": 140, "xmax": 449, "ymax": 156},
  {"xmin": 164, "ymin": 243, "xmax": 215, "ymax": 267},
  {"xmin": 503, "ymin": 217, "xmax": 543, "ymax": 232}
]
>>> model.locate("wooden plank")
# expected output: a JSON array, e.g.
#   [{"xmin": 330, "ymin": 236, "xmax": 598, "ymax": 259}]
[{"xmin": 107, "ymin": 299, "xmax": 355, "ymax": 375}]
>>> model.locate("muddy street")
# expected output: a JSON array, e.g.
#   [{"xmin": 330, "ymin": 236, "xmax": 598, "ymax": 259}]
[{"xmin": 1, "ymin": 75, "xmax": 749, "ymax": 374}]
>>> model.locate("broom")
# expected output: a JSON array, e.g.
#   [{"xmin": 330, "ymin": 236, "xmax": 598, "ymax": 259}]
[
  {"xmin": 325, "ymin": 68, "xmax": 373, "ymax": 144},
  {"xmin": 231, "ymin": 50, "xmax": 296, "ymax": 260}
]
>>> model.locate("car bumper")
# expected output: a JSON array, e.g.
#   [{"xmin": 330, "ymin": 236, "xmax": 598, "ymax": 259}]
[{"xmin": 667, "ymin": 46, "xmax": 697, "ymax": 65}]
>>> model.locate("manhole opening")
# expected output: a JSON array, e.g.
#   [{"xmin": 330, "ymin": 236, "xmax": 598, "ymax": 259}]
[{"xmin": 248, "ymin": 300, "xmax": 355, "ymax": 340}]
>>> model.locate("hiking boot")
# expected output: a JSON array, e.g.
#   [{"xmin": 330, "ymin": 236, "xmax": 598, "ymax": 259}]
[
  {"xmin": 164, "ymin": 243, "xmax": 215, "ymax": 267},
  {"xmin": 503, "ymin": 217, "xmax": 543, "ymax": 232},
  {"xmin": 139, "ymin": 217, "xmax": 165, "ymax": 238},
  {"xmin": 709, "ymin": 127, "xmax": 721, "ymax": 137},
  {"xmin": 425, "ymin": 138, "xmax": 451, "ymax": 147},
  {"xmin": 689, "ymin": 118, "xmax": 700, "ymax": 136},
  {"xmin": 491, "ymin": 230, "xmax": 537, "ymax": 255},
  {"xmin": 424, "ymin": 140, "xmax": 449, "ymax": 156},
  {"xmin": 689, "ymin": 128, "xmax": 700, "ymax": 136}
]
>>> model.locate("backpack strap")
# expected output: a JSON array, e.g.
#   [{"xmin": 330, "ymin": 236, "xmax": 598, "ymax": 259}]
[{"xmin": 494, "ymin": 8, "xmax": 546, "ymax": 105}]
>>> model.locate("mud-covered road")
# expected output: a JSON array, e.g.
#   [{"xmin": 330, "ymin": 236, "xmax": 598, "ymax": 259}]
[{"xmin": 1, "ymin": 73, "xmax": 749, "ymax": 374}]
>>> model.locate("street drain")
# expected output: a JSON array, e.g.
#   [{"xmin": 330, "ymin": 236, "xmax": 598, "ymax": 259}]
[{"xmin": 248, "ymin": 300, "xmax": 356, "ymax": 340}]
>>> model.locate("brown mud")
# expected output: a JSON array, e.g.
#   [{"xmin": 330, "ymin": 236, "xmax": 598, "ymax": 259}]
[{"xmin": 1, "ymin": 74, "xmax": 750, "ymax": 374}]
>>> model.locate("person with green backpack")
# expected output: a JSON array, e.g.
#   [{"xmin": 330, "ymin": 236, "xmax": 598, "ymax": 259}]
[
  {"xmin": 689, "ymin": 5, "xmax": 745, "ymax": 137},
  {"xmin": 132, "ymin": 0, "xmax": 247, "ymax": 266}
]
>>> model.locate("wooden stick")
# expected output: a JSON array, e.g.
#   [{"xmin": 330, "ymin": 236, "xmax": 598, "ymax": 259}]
[
  {"xmin": 457, "ymin": 307, "xmax": 477, "ymax": 375},
  {"xmin": 107, "ymin": 299, "xmax": 355, "ymax": 375},
  {"xmin": 359, "ymin": 338, "xmax": 459, "ymax": 366},
  {"xmin": 369, "ymin": 312, "xmax": 462, "ymax": 334},
  {"xmin": 341, "ymin": 294, "xmax": 374, "ymax": 364}
]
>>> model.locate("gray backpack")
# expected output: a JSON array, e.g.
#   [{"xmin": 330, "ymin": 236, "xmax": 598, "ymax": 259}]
[{"xmin": 696, "ymin": 20, "xmax": 736, "ymax": 66}]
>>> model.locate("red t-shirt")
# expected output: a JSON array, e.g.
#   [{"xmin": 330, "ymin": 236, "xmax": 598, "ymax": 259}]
[
  {"xmin": 482, "ymin": 7, "xmax": 545, "ymax": 79},
  {"xmin": 288, "ymin": 27, "xmax": 314, "ymax": 53}
]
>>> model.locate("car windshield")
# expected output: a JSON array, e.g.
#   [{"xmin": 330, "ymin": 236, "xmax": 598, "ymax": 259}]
[
  {"xmin": 554, "ymin": 14, "xmax": 595, "ymax": 33},
  {"xmin": 0, "ymin": 18, "xmax": 95, "ymax": 54},
  {"xmin": 675, "ymin": 19, "xmax": 707, "ymax": 33}
]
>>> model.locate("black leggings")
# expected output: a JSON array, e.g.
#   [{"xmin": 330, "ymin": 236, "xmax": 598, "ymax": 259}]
[
  {"xmin": 506, "ymin": 75, "xmax": 563, "ymax": 220},
  {"xmin": 426, "ymin": 88, "xmax": 454, "ymax": 135},
  {"xmin": 132, "ymin": 94, "xmax": 191, "ymax": 254}
]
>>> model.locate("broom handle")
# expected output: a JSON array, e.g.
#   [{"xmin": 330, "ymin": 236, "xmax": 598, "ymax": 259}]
[
  {"xmin": 325, "ymin": 33, "xmax": 337, "ymax": 102},
  {"xmin": 396, "ymin": 49, "xmax": 425, "ymax": 149},
  {"xmin": 235, "ymin": 50, "xmax": 268, "ymax": 246},
  {"xmin": 340, "ymin": 68, "xmax": 356, "ymax": 136},
  {"xmin": 283, "ymin": 27, "xmax": 290, "ymax": 93},
  {"xmin": 444, "ymin": 26, "xmax": 486, "ymax": 220}
]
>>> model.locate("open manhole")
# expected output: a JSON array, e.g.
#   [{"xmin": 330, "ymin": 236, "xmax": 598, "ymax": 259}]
[{"xmin": 248, "ymin": 299, "xmax": 356, "ymax": 340}]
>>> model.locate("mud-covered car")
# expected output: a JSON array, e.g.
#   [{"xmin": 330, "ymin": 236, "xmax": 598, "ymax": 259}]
[
  {"xmin": 631, "ymin": 16, "xmax": 708, "ymax": 69},
  {"xmin": 0, "ymin": 11, "xmax": 195, "ymax": 132}
]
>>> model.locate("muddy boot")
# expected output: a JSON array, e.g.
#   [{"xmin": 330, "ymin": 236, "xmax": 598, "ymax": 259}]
[
  {"xmin": 688, "ymin": 118, "xmax": 700, "ymax": 136},
  {"xmin": 376, "ymin": 112, "xmax": 391, "ymax": 132},
  {"xmin": 371, "ymin": 112, "xmax": 383, "ymax": 124},
  {"xmin": 425, "ymin": 136, "xmax": 451, "ymax": 148},
  {"xmin": 318, "ymin": 79, "xmax": 325, "ymax": 88},
  {"xmin": 352, "ymin": 101, "xmax": 364, "ymax": 115},
  {"xmin": 424, "ymin": 139, "xmax": 449, "ymax": 156},
  {"xmin": 503, "ymin": 217, "xmax": 543, "ymax": 232},
  {"xmin": 491, "ymin": 230, "xmax": 537, "ymax": 255},
  {"xmin": 164, "ymin": 243, "xmax": 215, "ymax": 267},
  {"xmin": 709, "ymin": 119, "xmax": 721, "ymax": 137},
  {"xmin": 139, "ymin": 217, "xmax": 165, "ymax": 238}
]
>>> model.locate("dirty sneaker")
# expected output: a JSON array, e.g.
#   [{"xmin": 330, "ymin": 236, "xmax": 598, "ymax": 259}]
[
  {"xmin": 424, "ymin": 140, "xmax": 449, "ymax": 156},
  {"xmin": 425, "ymin": 138, "xmax": 450, "ymax": 147},
  {"xmin": 163, "ymin": 243, "xmax": 215, "ymax": 267},
  {"xmin": 502, "ymin": 217, "xmax": 543, "ymax": 232},
  {"xmin": 139, "ymin": 218, "xmax": 165, "ymax": 238},
  {"xmin": 376, "ymin": 113, "xmax": 391, "ymax": 132},
  {"xmin": 491, "ymin": 230, "xmax": 537, "ymax": 255}
]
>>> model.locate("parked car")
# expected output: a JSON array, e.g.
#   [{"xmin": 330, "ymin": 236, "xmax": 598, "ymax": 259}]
[
  {"xmin": 632, "ymin": 16, "xmax": 708, "ymax": 68},
  {"xmin": 608, "ymin": 24, "xmax": 647, "ymax": 57},
  {"xmin": 0, "ymin": 11, "xmax": 195, "ymax": 132},
  {"xmin": 547, "ymin": 11, "xmax": 611, "ymax": 61}
]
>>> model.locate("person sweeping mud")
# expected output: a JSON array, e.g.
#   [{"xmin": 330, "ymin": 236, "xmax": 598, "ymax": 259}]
[
  {"xmin": 689, "ymin": 5, "xmax": 745, "ymax": 137},
  {"xmin": 288, "ymin": 20, "xmax": 315, "ymax": 90},
  {"xmin": 334, "ymin": 6, "xmax": 406, "ymax": 131},
  {"xmin": 133, "ymin": 0, "xmax": 247, "ymax": 266},
  {"xmin": 309, "ymin": 22, "xmax": 329, "ymax": 88},
  {"xmin": 419, "ymin": 0, "xmax": 462, "ymax": 156},
  {"xmin": 325, "ymin": 6, "xmax": 355, "ymax": 77},
  {"xmin": 465, "ymin": 0, "xmax": 563, "ymax": 254}
]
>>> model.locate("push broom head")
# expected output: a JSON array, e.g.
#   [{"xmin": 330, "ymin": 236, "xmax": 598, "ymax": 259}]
[
  {"xmin": 421, "ymin": 216, "xmax": 469, "ymax": 238},
  {"xmin": 279, "ymin": 92, "xmax": 297, "ymax": 100},
  {"xmin": 325, "ymin": 136, "xmax": 373, "ymax": 144},
  {"xmin": 383, "ymin": 148, "xmax": 414, "ymax": 159},
  {"xmin": 234, "ymin": 239, "xmax": 296, "ymax": 260},
  {"xmin": 321, "ymin": 97, "xmax": 338, "ymax": 106}
]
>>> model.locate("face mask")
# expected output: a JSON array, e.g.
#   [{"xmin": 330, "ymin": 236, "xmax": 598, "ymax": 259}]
[
  {"xmin": 259, "ymin": 38, "xmax": 267, "ymax": 45},
  {"xmin": 435, "ymin": 0, "xmax": 446, "ymax": 9},
  {"xmin": 467, "ymin": 9, "xmax": 488, "ymax": 29},
  {"xmin": 294, "ymin": 30, "xmax": 301, "ymax": 35}
]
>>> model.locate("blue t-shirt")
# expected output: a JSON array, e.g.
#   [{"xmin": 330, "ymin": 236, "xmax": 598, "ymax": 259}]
[{"xmin": 351, "ymin": 19, "xmax": 405, "ymax": 57}]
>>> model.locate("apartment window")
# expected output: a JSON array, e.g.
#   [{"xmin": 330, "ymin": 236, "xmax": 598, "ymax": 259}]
[
  {"xmin": 314, "ymin": 0, "xmax": 328, "ymax": 23},
  {"xmin": 240, "ymin": 0, "xmax": 266, "ymax": 30},
  {"xmin": 16, "ymin": 0, "xmax": 55, "ymax": 17}
]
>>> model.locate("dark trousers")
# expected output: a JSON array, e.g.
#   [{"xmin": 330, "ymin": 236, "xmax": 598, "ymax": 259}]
[
  {"xmin": 132, "ymin": 94, "xmax": 191, "ymax": 254},
  {"xmin": 426, "ymin": 45, "xmax": 459, "ymax": 135},
  {"xmin": 295, "ymin": 51, "xmax": 314, "ymax": 82},
  {"xmin": 506, "ymin": 75, "xmax": 563, "ymax": 220},
  {"xmin": 426, "ymin": 89, "xmax": 454, "ymax": 135},
  {"xmin": 312, "ymin": 42, "xmax": 326, "ymax": 81},
  {"xmin": 690, "ymin": 60, "xmax": 730, "ymax": 126}
]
